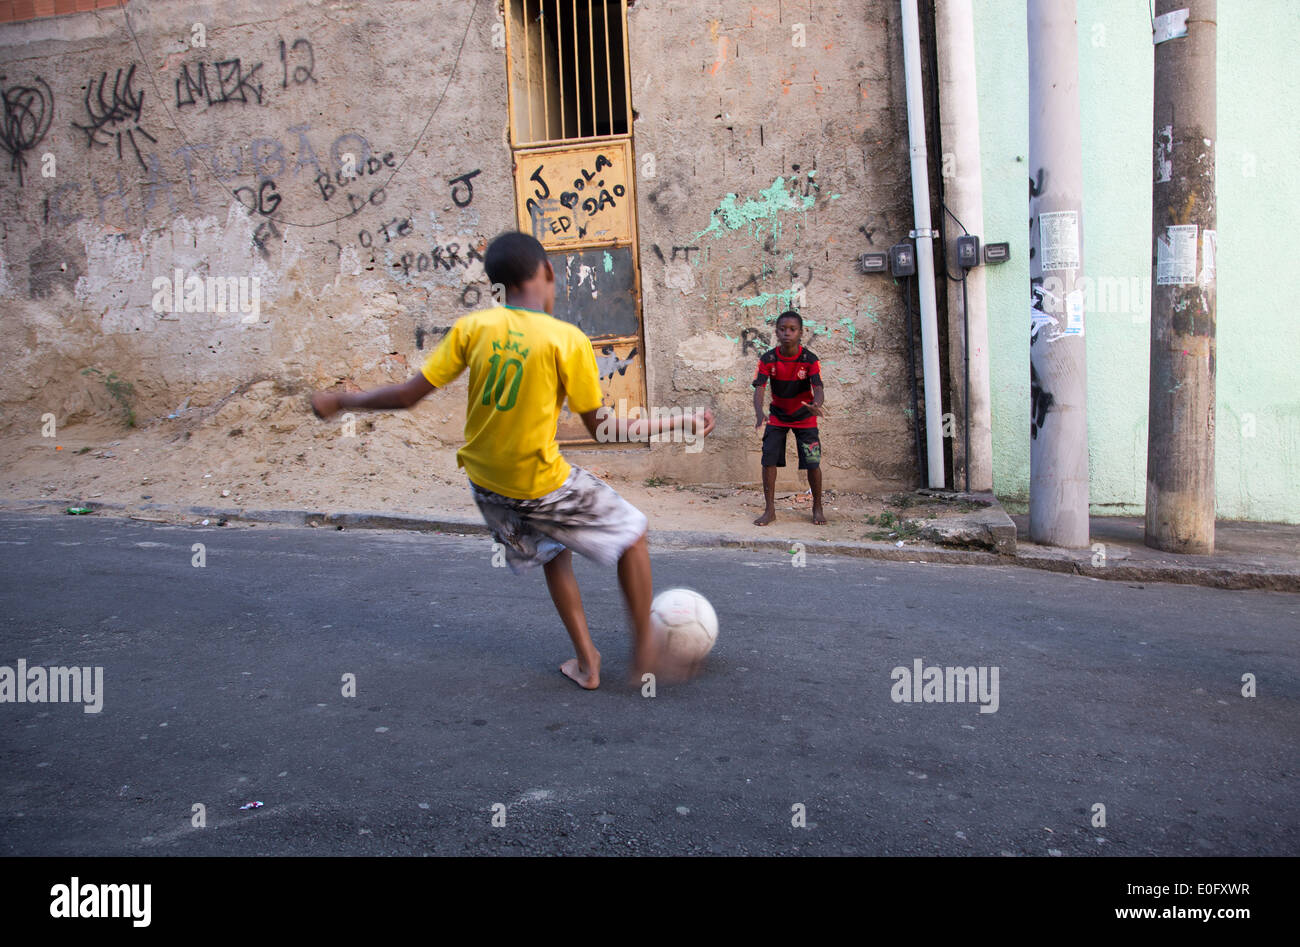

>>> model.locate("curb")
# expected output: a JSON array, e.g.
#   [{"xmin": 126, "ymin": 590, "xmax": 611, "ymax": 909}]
[
  {"xmin": 3, "ymin": 498, "xmax": 1295, "ymax": 592},
  {"xmin": 1007, "ymin": 549, "xmax": 1300, "ymax": 593}
]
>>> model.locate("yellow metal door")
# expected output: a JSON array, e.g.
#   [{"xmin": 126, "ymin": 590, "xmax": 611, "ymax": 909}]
[{"xmin": 513, "ymin": 139, "xmax": 646, "ymax": 443}]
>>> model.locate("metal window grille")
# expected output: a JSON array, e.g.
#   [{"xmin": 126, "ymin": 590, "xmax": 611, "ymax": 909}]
[{"xmin": 506, "ymin": 0, "xmax": 630, "ymax": 147}]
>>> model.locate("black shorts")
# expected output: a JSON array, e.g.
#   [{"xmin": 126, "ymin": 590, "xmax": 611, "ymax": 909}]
[{"xmin": 761, "ymin": 424, "xmax": 821, "ymax": 469}]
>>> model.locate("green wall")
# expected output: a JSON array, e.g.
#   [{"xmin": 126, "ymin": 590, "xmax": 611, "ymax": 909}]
[{"xmin": 972, "ymin": 0, "xmax": 1299, "ymax": 523}]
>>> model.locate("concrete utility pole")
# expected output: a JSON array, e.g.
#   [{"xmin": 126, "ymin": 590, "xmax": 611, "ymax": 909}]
[
  {"xmin": 1146, "ymin": 0, "xmax": 1217, "ymax": 554},
  {"xmin": 936, "ymin": 0, "xmax": 992, "ymax": 493},
  {"xmin": 1027, "ymin": 0, "xmax": 1089, "ymax": 547}
]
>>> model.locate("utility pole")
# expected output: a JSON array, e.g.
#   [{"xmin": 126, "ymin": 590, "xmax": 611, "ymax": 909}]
[
  {"xmin": 1027, "ymin": 0, "xmax": 1089, "ymax": 547},
  {"xmin": 1146, "ymin": 0, "xmax": 1217, "ymax": 554}
]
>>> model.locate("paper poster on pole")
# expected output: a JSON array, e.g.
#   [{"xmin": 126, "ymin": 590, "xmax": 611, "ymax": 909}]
[
  {"xmin": 1199, "ymin": 229, "xmax": 1217, "ymax": 286},
  {"xmin": 1065, "ymin": 289, "xmax": 1085, "ymax": 336},
  {"xmin": 1038, "ymin": 211, "xmax": 1080, "ymax": 271},
  {"xmin": 1156, "ymin": 224, "xmax": 1198, "ymax": 285},
  {"xmin": 1154, "ymin": 125, "xmax": 1173, "ymax": 183},
  {"xmin": 1153, "ymin": 8, "xmax": 1190, "ymax": 44}
]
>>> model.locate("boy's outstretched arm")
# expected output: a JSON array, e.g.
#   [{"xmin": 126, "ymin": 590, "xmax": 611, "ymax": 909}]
[
  {"xmin": 578, "ymin": 406, "xmax": 715, "ymax": 442},
  {"xmin": 311, "ymin": 374, "xmax": 436, "ymax": 420}
]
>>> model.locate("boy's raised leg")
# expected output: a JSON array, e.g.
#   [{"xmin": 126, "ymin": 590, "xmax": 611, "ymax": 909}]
[
  {"xmin": 754, "ymin": 465, "xmax": 778, "ymax": 526},
  {"xmin": 808, "ymin": 466, "xmax": 827, "ymax": 525},
  {"xmin": 543, "ymin": 548, "xmax": 601, "ymax": 689}
]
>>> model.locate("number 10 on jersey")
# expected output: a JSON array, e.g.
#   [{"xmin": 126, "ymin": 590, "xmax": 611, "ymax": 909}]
[{"xmin": 482, "ymin": 354, "xmax": 523, "ymax": 411}]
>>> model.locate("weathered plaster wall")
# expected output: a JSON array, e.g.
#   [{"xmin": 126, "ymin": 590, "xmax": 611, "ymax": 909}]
[
  {"xmin": 626, "ymin": 0, "xmax": 918, "ymax": 489},
  {"xmin": 0, "ymin": 0, "xmax": 509, "ymax": 449},
  {"xmin": 1, "ymin": 0, "xmax": 920, "ymax": 493}
]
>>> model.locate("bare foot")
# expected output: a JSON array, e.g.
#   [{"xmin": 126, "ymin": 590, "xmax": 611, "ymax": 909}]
[
  {"xmin": 754, "ymin": 509, "xmax": 776, "ymax": 526},
  {"xmin": 812, "ymin": 506, "xmax": 827, "ymax": 525},
  {"xmin": 560, "ymin": 653, "xmax": 601, "ymax": 690}
]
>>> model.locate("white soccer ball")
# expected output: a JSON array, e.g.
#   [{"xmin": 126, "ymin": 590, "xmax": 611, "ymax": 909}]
[{"xmin": 650, "ymin": 587, "xmax": 719, "ymax": 664}]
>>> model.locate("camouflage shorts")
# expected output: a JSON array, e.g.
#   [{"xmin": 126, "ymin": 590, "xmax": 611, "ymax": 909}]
[
  {"xmin": 761, "ymin": 424, "xmax": 822, "ymax": 469},
  {"xmin": 469, "ymin": 466, "xmax": 648, "ymax": 574}
]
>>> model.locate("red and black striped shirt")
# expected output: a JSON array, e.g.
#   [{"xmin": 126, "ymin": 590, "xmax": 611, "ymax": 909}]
[{"xmin": 753, "ymin": 346, "xmax": 822, "ymax": 428}]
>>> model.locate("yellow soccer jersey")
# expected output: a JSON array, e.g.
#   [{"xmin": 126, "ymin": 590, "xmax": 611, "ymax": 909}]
[{"xmin": 420, "ymin": 304, "xmax": 604, "ymax": 499}]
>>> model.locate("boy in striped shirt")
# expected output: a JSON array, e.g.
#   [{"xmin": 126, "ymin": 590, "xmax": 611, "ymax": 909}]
[{"xmin": 752, "ymin": 310, "xmax": 828, "ymax": 526}]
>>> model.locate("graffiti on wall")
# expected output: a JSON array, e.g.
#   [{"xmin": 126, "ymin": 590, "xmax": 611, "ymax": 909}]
[
  {"xmin": 0, "ymin": 75, "xmax": 53, "ymax": 187},
  {"xmin": 175, "ymin": 37, "xmax": 318, "ymax": 112},
  {"xmin": 514, "ymin": 143, "xmax": 633, "ymax": 246},
  {"xmin": 5, "ymin": 22, "xmax": 493, "ymax": 322},
  {"xmin": 72, "ymin": 65, "xmax": 157, "ymax": 169}
]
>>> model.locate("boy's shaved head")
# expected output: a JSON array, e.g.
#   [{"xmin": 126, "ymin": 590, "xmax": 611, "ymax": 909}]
[
  {"xmin": 485, "ymin": 231, "xmax": 549, "ymax": 290},
  {"xmin": 776, "ymin": 310, "xmax": 802, "ymax": 327}
]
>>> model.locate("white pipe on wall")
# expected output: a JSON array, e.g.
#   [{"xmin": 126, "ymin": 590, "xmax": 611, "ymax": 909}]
[{"xmin": 900, "ymin": 0, "xmax": 947, "ymax": 489}]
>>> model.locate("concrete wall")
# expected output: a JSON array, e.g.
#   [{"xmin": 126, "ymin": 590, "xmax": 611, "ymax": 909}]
[
  {"xmin": 626, "ymin": 1, "xmax": 918, "ymax": 489},
  {"xmin": 973, "ymin": 0, "xmax": 1300, "ymax": 523},
  {"xmin": 0, "ymin": 0, "xmax": 514, "ymax": 451},
  {"xmin": 0, "ymin": 0, "xmax": 921, "ymax": 495}
]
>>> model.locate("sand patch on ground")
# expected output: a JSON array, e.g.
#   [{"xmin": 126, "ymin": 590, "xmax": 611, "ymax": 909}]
[{"xmin": 2, "ymin": 386, "xmax": 978, "ymax": 545}]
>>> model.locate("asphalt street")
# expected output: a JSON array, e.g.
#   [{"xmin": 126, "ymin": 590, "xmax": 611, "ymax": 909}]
[{"xmin": 1, "ymin": 512, "xmax": 1296, "ymax": 856}]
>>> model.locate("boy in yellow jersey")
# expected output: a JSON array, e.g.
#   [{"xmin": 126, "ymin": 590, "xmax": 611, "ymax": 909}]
[{"xmin": 310, "ymin": 231, "xmax": 714, "ymax": 689}]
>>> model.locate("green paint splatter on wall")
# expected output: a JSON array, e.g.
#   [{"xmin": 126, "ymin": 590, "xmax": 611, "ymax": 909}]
[
  {"xmin": 602, "ymin": 251, "xmax": 613, "ymax": 273},
  {"xmin": 737, "ymin": 289, "xmax": 800, "ymax": 311},
  {"xmin": 693, "ymin": 177, "xmax": 818, "ymax": 245},
  {"xmin": 735, "ymin": 305, "xmax": 837, "ymax": 334},
  {"xmin": 863, "ymin": 309, "xmax": 881, "ymax": 326},
  {"xmin": 837, "ymin": 318, "xmax": 856, "ymax": 343}
]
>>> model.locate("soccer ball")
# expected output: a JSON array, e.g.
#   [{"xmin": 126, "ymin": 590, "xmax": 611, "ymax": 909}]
[{"xmin": 650, "ymin": 587, "xmax": 719, "ymax": 665}]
